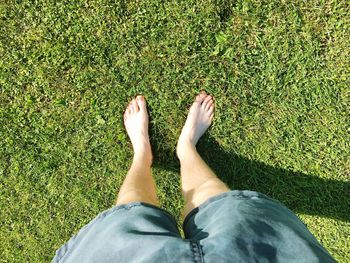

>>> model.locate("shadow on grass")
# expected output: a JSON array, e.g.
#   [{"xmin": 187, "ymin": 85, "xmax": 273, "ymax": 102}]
[{"xmin": 152, "ymin": 132, "xmax": 350, "ymax": 222}]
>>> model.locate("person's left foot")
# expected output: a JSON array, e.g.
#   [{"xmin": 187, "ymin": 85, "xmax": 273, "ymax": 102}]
[{"xmin": 124, "ymin": 95, "xmax": 152, "ymax": 164}]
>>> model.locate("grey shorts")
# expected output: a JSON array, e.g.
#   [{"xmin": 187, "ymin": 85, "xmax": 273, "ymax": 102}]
[{"xmin": 52, "ymin": 190, "xmax": 335, "ymax": 263}]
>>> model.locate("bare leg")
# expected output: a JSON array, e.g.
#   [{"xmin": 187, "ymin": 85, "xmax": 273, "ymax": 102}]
[
  {"xmin": 116, "ymin": 95, "xmax": 158, "ymax": 206},
  {"xmin": 177, "ymin": 92, "xmax": 229, "ymax": 217}
]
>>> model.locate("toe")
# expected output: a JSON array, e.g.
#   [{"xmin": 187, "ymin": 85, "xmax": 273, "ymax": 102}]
[
  {"xmin": 129, "ymin": 102, "xmax": 134, "ymax": 113},
  {"xmin": 205, "ymin": 99, "xmax": 214, "ymax": 111},
  {"xmin": 208, "ymin": 104, "xmax": 214, "ymax": 116},
  {"xmin": 132, "ymin": 98, "xmax": 139, "ymax": 112},
  {"xmin": 195, "ymin": 91, "xmax": 207, "ymax": 103},
  {"xmin": 124, "ymin": 107, "xmax": 129, "ymax": 117},
  {"xmin": 136, "ymin": 95, "xmax": 147, "ymax": 111},
  {"xmin": 209, "ymin": 113, "xmax": 214, "ymax": 121},
  {"xmin": 202, "ymin": 95, "xmax": 212, "ymax": 108},
  {"xmin": 123, "ymin": 112, "xmax": 128, "ymax": 123}
]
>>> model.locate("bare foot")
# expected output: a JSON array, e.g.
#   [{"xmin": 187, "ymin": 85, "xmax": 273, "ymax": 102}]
[
  {"xmin": 177, "ymin": 91, "xmax": 214, "ymax": 159},
  {"xmin": 124, "ymin": 95, "xmax": 152, "ymax": 164}
]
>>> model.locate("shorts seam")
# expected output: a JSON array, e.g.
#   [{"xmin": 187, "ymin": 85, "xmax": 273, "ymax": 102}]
[{"xmin": 190, "ymin": 240, "xmax": 204, "ymax": 263}]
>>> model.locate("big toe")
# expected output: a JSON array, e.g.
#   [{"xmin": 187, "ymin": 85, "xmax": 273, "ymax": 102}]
[
  {"xmin": 136, "ymin": 95, "xmax": 147, "ymax": 111},
  {"xmin": 195, "ymin": 91, "xmax": 207, "ymax": 103}
]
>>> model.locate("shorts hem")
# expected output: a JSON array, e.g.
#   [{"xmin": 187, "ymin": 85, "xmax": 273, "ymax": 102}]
[
  {"xmin": 53, "ymin": 202, "xmax": 176, "ymax": 262},
  {"xmin": 183, "ymin": 190, "xmax": 276, "ymax": 228},
  {"xmin": 112, "ymin": 201, "xmax": 176, "ymax": 219}
]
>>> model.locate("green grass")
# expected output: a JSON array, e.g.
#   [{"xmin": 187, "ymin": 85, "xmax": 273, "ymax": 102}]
[{"xmin": 0, "ymin": 0, "xmax": 349, "ymax": 262}]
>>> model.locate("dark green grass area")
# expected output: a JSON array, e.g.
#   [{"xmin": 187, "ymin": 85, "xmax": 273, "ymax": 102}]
[{"xmin": 1, "ymin": 0, "xmax": 349, "ymax": 262}]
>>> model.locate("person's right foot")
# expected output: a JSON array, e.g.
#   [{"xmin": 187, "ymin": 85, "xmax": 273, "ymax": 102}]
[{"xmin": 177, "ymin": 91, "xmax": 214, "ymax": 159}]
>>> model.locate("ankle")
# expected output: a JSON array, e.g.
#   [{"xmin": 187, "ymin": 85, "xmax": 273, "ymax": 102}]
[
  {"xmin": 176, "ymin": 138, "xmax": 197, "ymax": 161},
  {"xmin": 133, "ymin": 150, "xmax": 153, "ymax": 167}
]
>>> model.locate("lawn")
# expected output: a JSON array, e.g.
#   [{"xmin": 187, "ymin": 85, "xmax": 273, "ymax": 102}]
[{"xmin": 0, "ymin": 0, "xmax": 349, "ymax": 262}]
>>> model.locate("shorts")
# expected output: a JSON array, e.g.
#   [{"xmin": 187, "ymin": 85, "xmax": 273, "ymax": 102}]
[{"xmin": 52, "ymin": 190, "xmax": 335, "ymax": 263}]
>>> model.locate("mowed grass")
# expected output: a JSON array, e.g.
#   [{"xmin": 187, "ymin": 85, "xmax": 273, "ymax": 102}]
[{"xmin": 0, "ymin": 0, "xmax": 349, "ymax": 262}]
